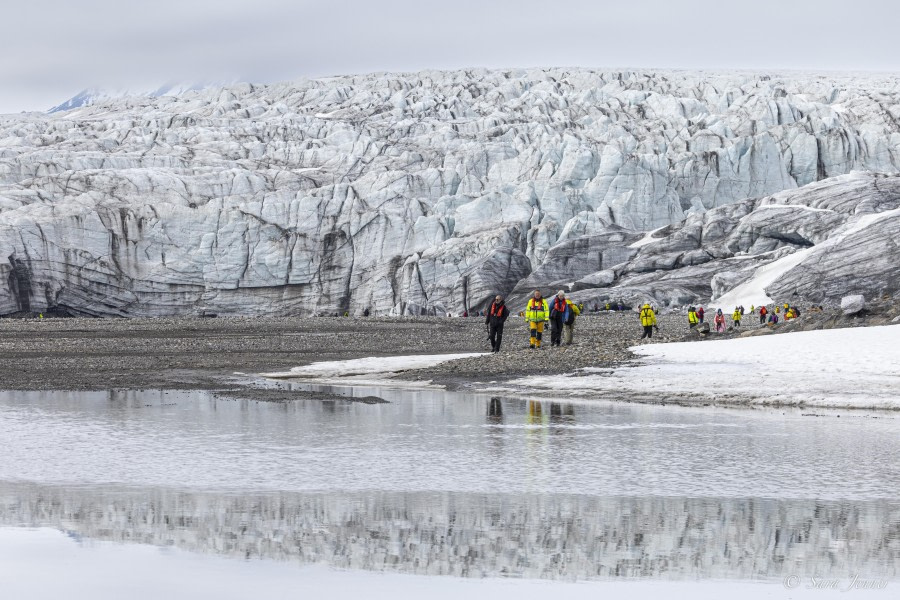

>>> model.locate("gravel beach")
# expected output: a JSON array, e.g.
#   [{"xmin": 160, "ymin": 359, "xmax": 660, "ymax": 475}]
[
  {"xmin": 1, "ymin": 304, "xmax": 895, "ymax": 394},
  {"xmin": 0, "ymin": 313, "xmax": 685, "ymax": 392}
]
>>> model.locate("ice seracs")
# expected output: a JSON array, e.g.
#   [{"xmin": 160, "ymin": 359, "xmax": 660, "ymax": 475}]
[{"xmin": 2, "ymin": 69, "xmax": 900, "ymax": 316}]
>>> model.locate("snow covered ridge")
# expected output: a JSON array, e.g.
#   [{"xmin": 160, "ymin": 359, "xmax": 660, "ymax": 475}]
[
  {"xmin": 2, "ymin": 69, "xmax": 900, "ymax": 316},
  {"xmin": 46, "ymin": 81, "xmax": 237, "ymax": 114},
  {"xmin": 506, "ymin": 325, "xmax": 900, "ymax": 410}
]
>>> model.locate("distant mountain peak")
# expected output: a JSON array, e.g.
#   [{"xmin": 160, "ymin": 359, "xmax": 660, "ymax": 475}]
[{"xmin": 47, "ymin": 81, "xmax": 236, "ymax": 114}]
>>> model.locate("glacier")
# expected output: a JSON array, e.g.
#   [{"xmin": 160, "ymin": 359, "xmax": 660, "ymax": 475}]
[{"xmin": 2, "ymin": 68, "xmax": 900, "ymax": 316}]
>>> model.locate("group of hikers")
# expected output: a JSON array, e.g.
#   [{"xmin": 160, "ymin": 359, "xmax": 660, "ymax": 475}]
[
  {"xmin": 687, "ymin": 302, "xmax": 803, "ymax": 332},
  {"xmin": 482, "ymin": 291, "xmax": 810, "ymax": 352},
  {"xmin": 485, "ymin": 290, "xmax": 582, "ymax": 352}
]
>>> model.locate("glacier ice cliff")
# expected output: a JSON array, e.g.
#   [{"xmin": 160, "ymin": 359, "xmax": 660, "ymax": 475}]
[{"xmin": 2, "ymin": 69, "xmax": 900, "ymax": 316}]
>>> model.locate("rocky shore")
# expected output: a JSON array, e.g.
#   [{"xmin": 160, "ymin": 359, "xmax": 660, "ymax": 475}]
[
  {"xmin": 1, "ymin": 303, "xmax": 897, "ymax": 394},
  {"xmin": 0, "ymin": 316, "xmax": 480, "ymax": 392},
  {"xmin": 0, "ymin": 312, "xmax": 669, "ymax": 392}
]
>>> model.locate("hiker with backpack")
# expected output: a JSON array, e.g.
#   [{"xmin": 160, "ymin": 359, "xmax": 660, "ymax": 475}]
[
  {"xmin": 484, "ymin": 295, "xmax": 509, "ymax": 352},
  {"xmin": 548, "ymin": 290, "xmax": 568, "ymax": 347},
  {"xmin": 562, "ymin": 299, "xmax": 582, "ymax": 345},
  {"xmin": 759, "ymin": 305, "xmax": 768, "ymax": 325},
  {"xmin": 697, "ymin": 306, "xmax": 705, "ymax": 323},
  {"xmin": 732, "ymin": 307, "xmax": 742, "ymax": 328},
  {"xmin": 639, "ymin": 303, "xmax": 657, "ymax": 339}
]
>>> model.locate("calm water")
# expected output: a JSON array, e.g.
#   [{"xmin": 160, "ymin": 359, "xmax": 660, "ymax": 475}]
[{"xmin": 1, "ymin": 386, "xmax": 899, "ymax": 583}]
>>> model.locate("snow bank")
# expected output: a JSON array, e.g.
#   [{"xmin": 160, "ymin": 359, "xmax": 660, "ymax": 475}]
[
  {"xmin": 628, "ymin": 226, "xmax": 667, "ymax": 248},
  {"xmin": 261, "ymin": 353, "xmax": 484, "ymax": 384},
  {"xmin": 508, "ymin": 326, "xmax": 900, "ymax": 409},
  {"xmin": 711, "ymin": 249, "xmax": 811, "ymax": 309},
  {"xmin": 712, "ymin": 206, "xmax": 900, "ymax": 309}
]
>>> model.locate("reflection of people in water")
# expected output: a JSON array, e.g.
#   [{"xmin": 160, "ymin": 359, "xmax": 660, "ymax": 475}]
[
  {"xmin": 549, "ymin": 403, "xmax": 575, "ymax": 417},
  {"xmin": 488, "ymin": 397, "xmax": 503, "ymax": 419},
  {"xmin": 528, "ymin": 401, "xmax": 575, "ymax": 426},
  {"xmin": 486, "ymin": 397, "xmax": 505, "ymax": 455},
  {"xmin": 548, "ymin": 402, "xmax": 575, "ymax": 433},
  {"xmin": 527, "ymin": 401, "xmax": 551, "ymax": 431},
  {"xmin": 527, "ymin": 400, "xmax": 543, "ymax": 424}
]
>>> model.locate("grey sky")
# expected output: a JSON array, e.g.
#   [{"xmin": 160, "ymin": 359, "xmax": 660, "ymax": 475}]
[{"xmin": 2, "ymin": 0, "xmax": 898, "ymax": 113}]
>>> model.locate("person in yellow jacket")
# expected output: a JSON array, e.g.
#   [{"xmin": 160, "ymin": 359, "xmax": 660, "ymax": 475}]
[
  {"xmin": 732, "ymin": 307, "xmax": 742, "ymax": 328},
  {"xmin": 687, "ymin": 306, "xmax": 699, "ymax": 328},
  {"xmin": 524, "ymin": 290, "xmax": 550, "ymax": 349},
  {"xmin": 639, "ymin": 303, "xmax": 657, "ymax": 339}
]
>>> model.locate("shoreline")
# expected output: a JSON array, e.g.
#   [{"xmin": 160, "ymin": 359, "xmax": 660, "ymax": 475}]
[
  {"xmin": 1, "ymin": 307, "xmax": 898, "ymax": 408},
  {"xmin": 0, "ymin": 313, "xmax": 679, "ymax": 393}
]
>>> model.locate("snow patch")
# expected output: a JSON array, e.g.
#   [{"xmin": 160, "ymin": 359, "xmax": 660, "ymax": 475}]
[
  {"xmin": 506, "ymin": 326, "xmax": 900, "ymax": 409},
  {"xmin": 712, "ymin": 248, "xmax": 810, "ymax": 309},
  {"xmin": 755, "ymin": 204, "xmax": 835, "ymax": 214},
  {"xmin": 262, "ymin": 353, "xmax": 484, "ymax": 382},
  {"xmin": 628, "ymin": 226, "xmax": 667, "ymax": 249}
]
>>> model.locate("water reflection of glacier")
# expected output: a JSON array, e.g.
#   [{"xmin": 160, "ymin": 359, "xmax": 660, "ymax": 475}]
[{"xmin": 2, "ymin": 483, "xmax": 897, "ymax": 581}]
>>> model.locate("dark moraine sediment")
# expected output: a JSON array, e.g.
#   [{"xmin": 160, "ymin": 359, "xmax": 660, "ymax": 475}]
[{"xmin": 0, "ymin": 313, "xmax": 687, "ymax": 391}]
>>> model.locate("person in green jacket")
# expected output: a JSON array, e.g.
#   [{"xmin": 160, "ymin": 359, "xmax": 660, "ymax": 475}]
[{"xmin": 524, "ymin": 290, "xmax": 550, "ymax": 349}]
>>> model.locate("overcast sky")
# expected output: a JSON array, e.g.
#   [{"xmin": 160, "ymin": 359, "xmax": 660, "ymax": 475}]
[{"xmin": 2, "ymin": 0, "xmax": 898, "ymax": 113}]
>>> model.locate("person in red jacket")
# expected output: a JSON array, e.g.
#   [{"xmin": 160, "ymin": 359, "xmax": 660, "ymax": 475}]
[
  {"xmin": 485, "ymin": 295, "xmax": 510, "ymax": 352},
  {"xmin": 697, "ymin": 306, "xmax": 705, "ymax": 323}
]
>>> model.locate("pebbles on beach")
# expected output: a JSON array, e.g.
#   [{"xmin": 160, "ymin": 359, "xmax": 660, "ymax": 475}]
[
  {"xmin": 1, "ymin": 302, "xmax": 896, "ymax": 392},
  {"xmin": 0, "ymin": 313, "xmax": 678, "ymax": 391}
]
